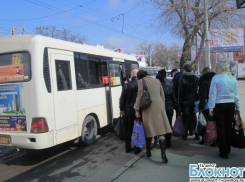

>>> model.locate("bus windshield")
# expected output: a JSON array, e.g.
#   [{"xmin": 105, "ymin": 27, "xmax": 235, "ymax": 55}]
[{"xmin": 0, "ymin": 52, "xmax": 31, "ymax": 83}]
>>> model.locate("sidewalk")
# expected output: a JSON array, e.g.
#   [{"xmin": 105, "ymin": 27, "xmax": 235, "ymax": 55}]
[
  {"xmin": 110, "ymin": 81, "xmax": 245, "ymax": 182},
  {"xmin": 111, "ymin": 135, "xmax": 245, "ymax": 182}
]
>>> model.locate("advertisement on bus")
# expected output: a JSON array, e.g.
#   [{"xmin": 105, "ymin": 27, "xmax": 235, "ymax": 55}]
[
  {"xmin": 0, "ymin": 64, "xmax": 24, "ymax": 83},
  {"xmin": 0, "ymin": 84, "xmax": 26, "ymax": 132}
]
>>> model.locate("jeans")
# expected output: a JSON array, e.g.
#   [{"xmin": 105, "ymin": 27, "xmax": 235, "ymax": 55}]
[{"xmin": 182, "ymin": 103, "xmax": 197, "ymax": 137}]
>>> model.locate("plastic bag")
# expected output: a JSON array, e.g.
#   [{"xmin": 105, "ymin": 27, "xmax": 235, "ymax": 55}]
[
  {"xmin": 132, "ymin": 120, "xmax": 145, "ymax": 148},
  {"xmin": 173, "ymin": 114, "xmax": 186, "ymax": 136},
  {"xmin": 195, "ymin": 113, "xmax": 207, "ymax": 135},
  {"xmin": 113, "ymin": 116, "xmax": 125, "ymax": 140}
]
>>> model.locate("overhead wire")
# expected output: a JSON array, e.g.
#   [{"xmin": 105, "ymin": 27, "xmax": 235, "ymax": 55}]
[
  {"xmin": 0, "ymin": 6, "xmax": 81, "ymax": 22},
  {"xmin": 61, "ymin": 0, "xmax": 155, "ymax": 41},
  {"xmin": 24, "ymin": 0, "xmax": 148, "ymax": 41},
  {"xmin": 1, "ymin": 0, "xmax": 154, "ymax": 43}
]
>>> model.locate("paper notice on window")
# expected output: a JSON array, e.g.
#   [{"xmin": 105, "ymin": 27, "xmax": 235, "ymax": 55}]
[
  {"xmin": 0, "ymin": 64, "xmax": 24, "ymax": 82},
  {"xmin": 12, "ymin": 54, "xmax": 21, "ymax": 64}
]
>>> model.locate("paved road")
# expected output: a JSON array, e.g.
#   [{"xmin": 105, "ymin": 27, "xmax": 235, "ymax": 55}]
[{"xmin": 0, "ymin": 133, "xmax": 134, "ymax": 182}]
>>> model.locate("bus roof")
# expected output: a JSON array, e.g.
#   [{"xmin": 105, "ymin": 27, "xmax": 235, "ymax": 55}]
[{"xmin": 0, "ymin": 35, "xmax": 137, "ymax": 62}]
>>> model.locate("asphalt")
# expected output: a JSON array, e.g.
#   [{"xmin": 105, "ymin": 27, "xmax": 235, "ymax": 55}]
[{"xmin": 111, "ymin": 135, "xmax": 245, "ymax": 182}]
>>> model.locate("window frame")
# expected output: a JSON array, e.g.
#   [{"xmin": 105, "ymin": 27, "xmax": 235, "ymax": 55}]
[
  {"xmin": 0, "ymin": 51, "xmax": 32, "ymax": 84},
  {"xmin": 55, "ymin": 60, "xmax": 72, "ymax": 91},
  {"xmin": 74, "ymin": 52, "xmax": 113, "ymax": 90}
]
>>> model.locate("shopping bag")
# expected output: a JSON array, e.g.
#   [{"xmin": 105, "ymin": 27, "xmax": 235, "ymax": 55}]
[
  {"xmin": 234, "ymin": 112, "xmax": 245, "ymax": 131},
  {"xmin": 132, "ymin": 120, "xmax": 145, "ymax": 148},
  {"xmin": 195, "ymin": 112, "xmax": 207, "ymax": 135},
  {"xmin": 231, "ymin": 127, "xmax": 245, "ymax": 149},
  {"xmin": 173, "ymin": 114, "xmax": 186, "ymax": 136},
  {"xmin": 113, "ymin": 116, "xmax": 125, "ymax": 140},
  {"xmin": 203, "ymin": 117, "xmax": 217, "ymax": 144}
]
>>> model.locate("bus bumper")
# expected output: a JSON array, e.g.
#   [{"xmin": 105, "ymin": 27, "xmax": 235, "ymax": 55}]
[{"xmin": 0, "ymin": 131, "xmax": 54, "ymax": 150}]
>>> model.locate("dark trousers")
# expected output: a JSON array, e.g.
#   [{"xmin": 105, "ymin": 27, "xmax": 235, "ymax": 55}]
[
  {"xmin": 124, "ymin": 108, "xmax": 135, "ymax": 149},
  {"xmin": 214, "ymin": 103, "xmax": 235, "ymax": 156},
  {"xmin": 165, "ymin": 108, "xmax": 173, "ymax": 141},
  {"xmin": 182, "ymin": 103, "xmax": 197, "ymax": 137}
]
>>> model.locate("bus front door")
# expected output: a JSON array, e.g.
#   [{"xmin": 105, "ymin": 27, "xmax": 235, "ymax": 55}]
[
  {"xmin": 49, "ymin": 50, "xmax": 77, "ymax": 131},
  {"xmin": 108, "ymin": 62, "xmax": 122, "ymax": 122}
]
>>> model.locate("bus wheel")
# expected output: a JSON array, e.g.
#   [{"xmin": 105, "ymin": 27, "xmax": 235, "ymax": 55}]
[{"xmin": 80, "ymin": 115, "xmax": 98, "ymax": 146}]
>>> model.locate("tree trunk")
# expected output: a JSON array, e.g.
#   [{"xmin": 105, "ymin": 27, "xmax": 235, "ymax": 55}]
[{"xmin": 180, "ymin": 35, "xmax": 192, "ymax": 70}]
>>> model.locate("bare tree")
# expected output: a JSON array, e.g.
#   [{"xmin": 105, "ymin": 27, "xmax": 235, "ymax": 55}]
[
  {"xmin": 137, "ymin": 41, "xmax": 181, "ymax": 68},
  {"xmin": 147, "ymin": 0, "xmax": 242, "ymax": 70},
  {"xmin": 137, "ymin": 41, "xmax": 152, "ymax": 66},
  {"xmin": 36, "ymin": 26, "xmax": 86, "ymax": 44},
  {"xmin": 152, "ymin": 42, "xmax": 168, "ymax": 68}
]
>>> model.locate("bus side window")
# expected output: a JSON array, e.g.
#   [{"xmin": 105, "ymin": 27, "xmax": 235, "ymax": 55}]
[
  {"xmin": 101, "ymin": 62, "xmax": 109, "ymax": 85},
  {"xmin": 55, "ymin": 60, "xmax": 72, "ymax": 91},
  {"xmin": 74, "ymin": 54, "xmax": 89, "ymax": 89},
  {"xmin": 89, "ymin": 59, "xmax": 101, "ymax": 86}
]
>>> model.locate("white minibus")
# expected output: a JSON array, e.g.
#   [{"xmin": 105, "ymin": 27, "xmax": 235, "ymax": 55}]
[{"xmin": 0, "ymin": 35, "xmax": 138, "ymax": 149}]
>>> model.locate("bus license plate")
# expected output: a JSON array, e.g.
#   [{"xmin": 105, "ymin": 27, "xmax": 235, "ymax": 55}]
[{"xmin": 0, "ymin": 136, "xmax": 10, "ymax": 144}]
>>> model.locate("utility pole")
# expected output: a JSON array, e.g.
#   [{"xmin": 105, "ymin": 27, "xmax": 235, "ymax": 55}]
[
  {"xmin": 149, "ymin": 42, "xmax": 152, "ymax": 67},
  {"xmin": 196, "ymin": 35, "xmax": 200, "ymax": 75},
  {"xmin": 12, "ymin": 26, "xmax": 15, "ymax": 35},
  {"xmin": 204, "ymin": 0, "xmax": 210, "ymax": 68}
]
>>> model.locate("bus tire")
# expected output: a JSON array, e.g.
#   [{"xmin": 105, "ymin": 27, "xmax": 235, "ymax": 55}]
[{"xmin": 80, "ymin": 115, "xmax": 98, "ymax": 146}]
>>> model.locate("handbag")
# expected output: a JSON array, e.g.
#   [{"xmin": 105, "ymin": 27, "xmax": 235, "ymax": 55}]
[
  {"xmin": 173, "ymin": 114, "xmax": 186, "ymax": 136},
  {"xmin": 203, "ymin": 116, "xmax": 217, "ymax": 144},
  {"xmin": 195, "ymin": 112, "xmax": 207, "ymax": 135},
  {"xmin": 140, "ymin": 78, "xmax": 152, "ymax": 110},
  {"xmin": 234, "ymin": 112, "xmax": 245, "ymax": 131},
  {"xmin": 112, "ymin": 116, "xmax": 125, "ymax": 140},
  {"xmin": 231, "ymin": 114, "xmax": 245, "ymax": 149},
  {"xmin": 132, "ymin": 120, "xmax": 145, "ymax": 148}
]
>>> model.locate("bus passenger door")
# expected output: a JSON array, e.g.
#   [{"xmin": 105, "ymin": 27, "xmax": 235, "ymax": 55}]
[
  {"xmin": 107, "ymin": 61, "xmax": 122, "ymax": 121},
  {"xmin": 49, "ymin": 50, "xmax": 77, "ymax": 130}
]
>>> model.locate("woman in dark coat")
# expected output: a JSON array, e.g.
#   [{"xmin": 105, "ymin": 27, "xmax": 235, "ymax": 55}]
[
  {"xmin": 156, "ymin": 69, "xmax": 181, "ymax": 148},
  {"xmin": 198, "ymin": 67, "xmax": 215, "ymax": 144}
]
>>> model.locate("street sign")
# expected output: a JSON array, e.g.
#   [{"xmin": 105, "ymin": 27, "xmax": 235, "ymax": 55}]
[{"xmin": 236, "ymin": 0, "xmax": 245, "ymax": 9}]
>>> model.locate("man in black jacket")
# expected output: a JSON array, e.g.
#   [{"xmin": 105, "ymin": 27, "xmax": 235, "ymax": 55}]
[
  {"xmin": 178, "ymin": 64, "xmax": 199, "ymax": 141},
  {"xmin": 119, "ymin": 69, "xmax": 139, "ymax": 153},
  {"xmin": 171, "ymin": 68, "xmax": 183, "ymax": 100}
]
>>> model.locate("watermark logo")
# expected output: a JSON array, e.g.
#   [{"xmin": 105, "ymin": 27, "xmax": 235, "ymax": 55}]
[{"xmin": 189, "ymin": 163, "xmax": 245, "ymax": 182}]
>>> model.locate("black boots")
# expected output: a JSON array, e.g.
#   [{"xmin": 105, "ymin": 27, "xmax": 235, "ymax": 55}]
[
  {"xmin": 165, "ymin": 134, "xmax": 172, "ymax": 148},
  {"xmin": 145, "ymin": 138, "xmax": 152, "ymax": 158},
  {"xmin": 159, "ymin": 139, "xmax": 168, "ymax": 164}
]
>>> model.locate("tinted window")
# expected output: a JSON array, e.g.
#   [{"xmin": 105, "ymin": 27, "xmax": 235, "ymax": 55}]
[
  {"xmin": 89, "ymin": 58, "xmax": 101, "ymax": 86},
  {"xmin": 125, "ymin": 60, "xmax": 138, "ymax": 78},
  {"xmin": 55, "ymin": 60, "xmax": 72, "ymax": 91},
  {"xmin": 74, "ymin": 53, "xmax": 89, "ymax": 89}
]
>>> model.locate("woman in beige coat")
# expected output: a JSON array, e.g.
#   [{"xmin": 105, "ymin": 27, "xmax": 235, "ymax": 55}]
[{"xmin": 134, "ymin": 70, "xmax": 172, "ymax": 163}]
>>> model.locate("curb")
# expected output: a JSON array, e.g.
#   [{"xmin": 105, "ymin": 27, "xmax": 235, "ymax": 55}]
[{"xmin": 109, "ymin": 150, "xmax": 146, "ymax": 181}]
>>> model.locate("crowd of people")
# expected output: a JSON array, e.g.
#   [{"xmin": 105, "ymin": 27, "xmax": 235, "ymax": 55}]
[{"xmin": 119, "ymin": 61, "xmax": 241, "ymax": 164}]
